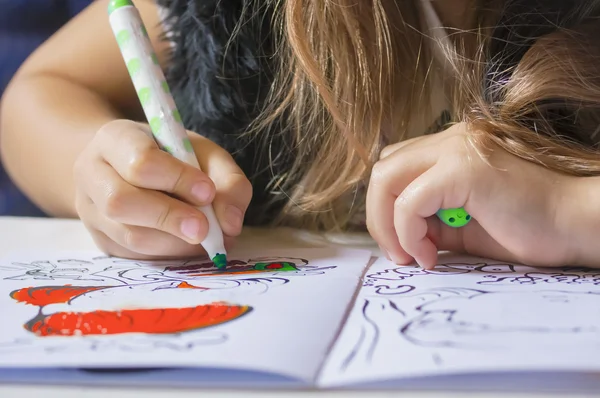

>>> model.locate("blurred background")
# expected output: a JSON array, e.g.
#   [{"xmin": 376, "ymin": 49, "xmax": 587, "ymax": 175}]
[{"xmin": 0, "ymin": 0, "xmax": 93, "ymax": 216}]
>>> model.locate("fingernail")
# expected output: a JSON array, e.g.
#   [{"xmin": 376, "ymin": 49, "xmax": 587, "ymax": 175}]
[
  {"xmin": 191, "ymin": 182, "xmax": 212, "ymax": 203},
  {"xmin": 224, "ymin": 205, "xmax": 244, "ymax": 232},
  {"xmin": 181, "ymin": 218, "xmax": 202, "ymax": 241}
]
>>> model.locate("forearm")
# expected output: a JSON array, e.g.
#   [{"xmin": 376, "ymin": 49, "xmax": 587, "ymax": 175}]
[
  {"xmin": 561, "ymin": 175, "xmax": 600, "ymax": 268},
  {"xmin": 0, "ymin": 74, "xmax": 123, "ymax": 217}
]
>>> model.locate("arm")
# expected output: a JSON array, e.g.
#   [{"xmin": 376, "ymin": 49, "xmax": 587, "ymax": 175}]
[
  {"xmin": 559, "ymin": 176, "xmax": 600, "ymax": 267},
  {"xmin": 0, "ymin": 0, "xmax": 169, "ymax": 217}
]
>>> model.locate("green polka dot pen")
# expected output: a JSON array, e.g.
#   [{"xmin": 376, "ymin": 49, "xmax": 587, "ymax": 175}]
[{"xmin": 108, "ymin": 0, "xmax": 227, "ymax": 270}]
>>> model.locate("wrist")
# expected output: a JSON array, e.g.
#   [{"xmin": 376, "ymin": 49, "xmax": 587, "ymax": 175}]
[{"xmin": 559, "ymin": 176, "xmax": 600, "ymax": 267}]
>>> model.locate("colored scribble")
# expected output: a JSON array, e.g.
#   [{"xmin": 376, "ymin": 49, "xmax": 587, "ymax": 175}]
[
  {"xmin": 10, "ymin": 285, "xmax": 110, "ymax": 306},
  {"xmin": 9, "ymin": 285, "xmax": 250, "ymax": 337},
  {"xmin": 175, "ymin": 281, "xmax": 207, "ymax": 289},
  {"xmin": 167, "ymin": 260, "xmax": 300, "ymax": 277},
  {"xmin": 24, "ymin": 303, "xmax": 251, "ymax": 337},
  {"xmin": 211, "ymin": 253, "xmax": 227, "ymax": 270}
]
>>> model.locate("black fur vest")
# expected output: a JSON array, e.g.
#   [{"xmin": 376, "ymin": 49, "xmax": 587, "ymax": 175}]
[
  {"xmin": 155, "ymin": 0, "xmax": 600, "ymax": 227},
  {"xmin": 157, "ymin": 0, "xmax": 286, "ymax": 226}
]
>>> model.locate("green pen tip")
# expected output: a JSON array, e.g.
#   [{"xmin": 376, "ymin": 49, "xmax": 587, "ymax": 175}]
[
  {"xmin": 108, "ymin": 0, "xmax": 134, "ymax": 15},
  {"xmin": 212, "ymin": 253, "xmax": 227, "ymax": 270}
]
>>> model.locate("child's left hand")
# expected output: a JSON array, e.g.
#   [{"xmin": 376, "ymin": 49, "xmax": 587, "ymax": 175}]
[{"xmin": 366, "ymin": 122, "xmax": 576, "ymax": 269}]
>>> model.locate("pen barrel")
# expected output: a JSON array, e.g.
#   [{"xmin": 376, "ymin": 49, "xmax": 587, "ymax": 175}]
[
  {"xmin": 108, "ymin": 5, "xmax": 199, "ymax": 168},
  {"xmin": 109, "ymin": 5, "xmax": 226, "ymax": 259}
]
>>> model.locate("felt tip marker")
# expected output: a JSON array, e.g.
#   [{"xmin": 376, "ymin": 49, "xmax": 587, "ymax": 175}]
[
  {"xmin": 436, "ymin": 207, "xmax": 471, "ymax": 228},
  {"xmin": 108, "ymin": 0, "xmax": 228, "ymax": 269}
]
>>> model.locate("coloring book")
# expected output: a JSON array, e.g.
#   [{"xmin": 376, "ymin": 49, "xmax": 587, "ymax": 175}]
[{"xmin": 1, "ymin": 248, "xmax": 600, "ymax": 392}]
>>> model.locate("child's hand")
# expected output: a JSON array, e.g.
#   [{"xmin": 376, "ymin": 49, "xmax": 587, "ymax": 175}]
[
  {"xmin": 366, "ymin": 122, "xmax": 575, "ymax": 269},
  {"xmin": 73, "ymin": 120, "xmax": 252, "ymax": 259}
]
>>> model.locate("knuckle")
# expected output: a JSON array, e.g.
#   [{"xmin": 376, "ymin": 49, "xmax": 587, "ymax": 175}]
[
  {"xmin": 125, "ymin": 147, "xmax": 156, "ymax": 183},
  {"xmin": 96, "ymin": 120, "xmax": 128, "ymax": 144},
  {"xmin": 394, "ymin": 193, "xmax": 410, "ymax": 211},
  {"xmin": 369, "ymin": 161, "xmax": 389, "ymax": 187},
  {"xmin": 221, "ymin": 172, "xmax": 253, "ymax": 204},
  {"xmin": 365, "ymin": 216, "xmax": 376, "ymax": 236},
  {"xmin": 72, "ymin": 156, "xmax": 84, "ymax": 179},
  {"xmin": 94, "ymin": 238, "xmax": 113, "ymax": 256},
  {"xmin": 155, "ymin": 203, "xmax": 174, "ymax": 231},
  {"xmin": 89, "ymin": 230, "xmax": 115, "ymax": 256},
  {"xmin": 73, "ymin": 152, "xmax": 94, "ymax": 183},
  {"xmin": 97, "ymin": 119, "xmax": 136, "ymax": 138},
  {"xmin": 170, "ymin": 164, "xmax": 188, "ymax": 193},
  {"xmin": 103, "ymin": 186, "xmax": 129, "ymax": 220},
  {"xmin": 379, "ymin": 145, "xmax": 394, "ymax": 159},
  {"xmin": 74, "ymin": 192, "xmax": 87, "ymax": 218},
  {"xmin": 364, "ymin": 206, "xmax": 380, "ymax": 238},
  {"xmin": 123, "ymin": 227, "xmax": 146, "ymax": 252},
  {"xmin": 237, "ymin": 175, "xmax": 253, "ymax": 202},
  {"xmin": 72, "ymin": 165, "xmax": 84, "ymax": 187}
]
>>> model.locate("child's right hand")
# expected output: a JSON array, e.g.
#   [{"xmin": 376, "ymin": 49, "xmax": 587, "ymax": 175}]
[{"xmin": 73, "ymin": 120, "xmax": 253, "ymax": 259}]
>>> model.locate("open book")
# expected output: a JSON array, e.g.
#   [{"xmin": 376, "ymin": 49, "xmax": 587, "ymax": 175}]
[{"xmin": 1, "ymin": 247, "xmax": 600, "ymax": 392}]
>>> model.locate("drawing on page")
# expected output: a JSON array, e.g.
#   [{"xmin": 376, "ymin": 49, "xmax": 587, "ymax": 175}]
[
  {"xmin": 364, "ymin": 262, "xmax": 538, "ymax": 285},
  {"xmin": 10, "ymin": 284, "xmax": 251, "ymax": 336},
  {"xmin": 337, "ymin": 287, "xmax": 474, "ymax": 372},
  {"xmin": 478, "ymin": 269, "xmax": 600, "ymax": 286},
  {"xmin": 400, "ymin": 289, "xmax": 600, "ymax": 349},
  {"xmin": 335, "ymin": 258, "xmax": 600, "ymax": 375},
  {"xmin": 339, "ymin": 285, "xmax": 600, "ymax": 373},
  {"xmin": 0, "ymin": 255, "xmax": 322, "ymax": 281},
  {"xmin": 338, "ymin": 296, "xmax": 409, "ymax": 372},
  {"xmin": 0, "ymin": 259, "xmax": 106, "ymax": 281},
  {"xmin": 1, "ymin": 254, "xmax": 334, "ymax": 352}
]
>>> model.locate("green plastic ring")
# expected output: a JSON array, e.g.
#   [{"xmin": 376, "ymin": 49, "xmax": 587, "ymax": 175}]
[{"xmin": 436, "ymin": 207, "xmax": 472, "ymax": 228}]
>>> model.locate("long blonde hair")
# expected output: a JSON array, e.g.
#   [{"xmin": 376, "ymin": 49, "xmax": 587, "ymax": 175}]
[{"xmin": 250, "ymin": 0, "xmax": 600, "ymax": 230}]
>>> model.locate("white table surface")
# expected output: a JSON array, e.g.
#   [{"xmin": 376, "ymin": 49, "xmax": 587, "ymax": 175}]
[{"xmin": 0, "ymin": 216, "xmax": 595, "ymax": 398}]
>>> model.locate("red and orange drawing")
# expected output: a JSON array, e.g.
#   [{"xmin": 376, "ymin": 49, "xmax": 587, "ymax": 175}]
[
  {"xmin": 10, "ymin": 285, "xmax": 251, "ymax": 337},
  {"xmin": 4, "ymin": 257, "xmax": 325, "ymax": 339}
]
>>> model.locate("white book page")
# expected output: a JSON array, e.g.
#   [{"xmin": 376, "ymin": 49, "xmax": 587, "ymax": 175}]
[
  {"xmin": 319, "ymin": 254, "xmax": 600, "ymax": 388},
  {"xmin": 0, "ymin": 247, "xmax": 371, "ymax": 385}
]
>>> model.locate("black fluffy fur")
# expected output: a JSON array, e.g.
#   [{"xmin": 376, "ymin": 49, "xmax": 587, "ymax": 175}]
[{"xmin": 156, "ymin": 0, "xmax": 290, "ymax": 225}]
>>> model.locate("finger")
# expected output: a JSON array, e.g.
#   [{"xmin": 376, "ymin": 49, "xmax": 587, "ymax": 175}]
[
  {"xmin": 89, "ymin": 229, "xmax": 177, "ymax": 260},
  {"xmin": 378, "ymin": 244, "xmax": 392, "ymax": 261},
  {"xmin": 99, "ymin": 123, "xmax": 216, "ymax": 206},
  {"xmin": 212, "ymin": 173, "xmax": 253, "ymax": 237},
  {"xmin": 193, "ymin": 137, "xmax": 253, "ymax": 237},
  {"xmin": 80, "ymin": 160, "xmax": 209, "ymax": 244},
  {"xmin": 425, "ymin": 209, "xmax": 518, "ymax": 263},
  {"xmin": 366, "ymin": 148, "xmax": 438, "ymax": 264},
  {"xmin": 81, "ymin": 214, "xmax": 150, "ymax": 260},
  {"xmin": 87, "ymin": 204, "xmax": 208, "ymax": 258},
  {"xmin": 394, "ymin": 165, "xmax": 468, "ymax": 269},
  {"xmin": 425, "ymin": 216, "xmax": 466, "ymax": 254}
]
